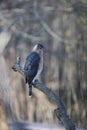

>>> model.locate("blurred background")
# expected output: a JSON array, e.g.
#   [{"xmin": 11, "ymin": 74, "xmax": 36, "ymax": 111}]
[{"xmin": 0, "ymin": 0, "xmax": 87, "ymax": 130}]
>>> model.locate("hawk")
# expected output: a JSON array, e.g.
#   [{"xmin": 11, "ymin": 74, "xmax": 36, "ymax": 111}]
[{"xmin": 24, "ymin": 44, "xmax": 44, "ymax": 96}]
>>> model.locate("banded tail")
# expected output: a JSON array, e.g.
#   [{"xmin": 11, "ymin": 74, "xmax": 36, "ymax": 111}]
[{"xmin": 29, "ymin": 84, "xmax": 32, "ymax": 96}]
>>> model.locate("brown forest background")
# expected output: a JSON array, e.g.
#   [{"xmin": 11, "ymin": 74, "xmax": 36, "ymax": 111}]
[{"xmin": 0, "ymin": 0, "xmax": 87, "ymax": 130}]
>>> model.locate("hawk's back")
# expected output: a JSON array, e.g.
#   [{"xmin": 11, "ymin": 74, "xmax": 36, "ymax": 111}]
[{"xmin": 24, "ymin": 51, "xmax": 40, "ymax": 84}]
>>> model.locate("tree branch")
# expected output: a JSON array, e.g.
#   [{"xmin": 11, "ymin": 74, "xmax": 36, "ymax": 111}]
[
  {"xmin": 11, "ymin": 26, "xmax": 45, "ymax": 41},
  {"xmin": 12, "ymin": 56, "xmax": 76, "ymax": 130}
]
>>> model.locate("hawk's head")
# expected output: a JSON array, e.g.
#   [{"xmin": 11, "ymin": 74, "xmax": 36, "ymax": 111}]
[
  {"xmin": 33, "ymin": 44, "xmax": 45, "ymax": 52},
  {"xmin": 37, "ymin": 44, "xmax": 44, "ymax": 50}
]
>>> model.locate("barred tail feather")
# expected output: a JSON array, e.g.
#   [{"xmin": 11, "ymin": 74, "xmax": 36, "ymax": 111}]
[{"xmin": 29, "ymin": 84, "xmax": 32, "ymax": 96}]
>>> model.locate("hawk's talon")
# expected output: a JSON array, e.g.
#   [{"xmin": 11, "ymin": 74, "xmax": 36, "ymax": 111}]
[
  {"xmin": 12, "ymin": 65, "xmax": 17, "ymax": 72},
  {"xmin": 33, "ymin": 79, "xmax": 38, "ymax": 84}
]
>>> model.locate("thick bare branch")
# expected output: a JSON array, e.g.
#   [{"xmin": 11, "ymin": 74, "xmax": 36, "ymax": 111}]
[{"xmin": 12, "ymin": 57, "xmax": 76, "ymax": 130}]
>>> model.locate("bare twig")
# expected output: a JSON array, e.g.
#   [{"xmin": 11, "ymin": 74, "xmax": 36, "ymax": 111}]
[
  {"xmin": 33, "ymin": 0, "xmax": 62, "ymax": 43},
  {"xmin": 11, "ymin": 26, "xmax": 45, "ymax": 41},
  {"xmin": 0, "ymin": 11, "xmax": 45, "ymax": 42},
  {"xmin": 12, "ymin": 57, "xmax": 76, "ymax": 130},
  {"xmin": 12, "ymin": 57, "xmax": 25, "ymax": 76}
]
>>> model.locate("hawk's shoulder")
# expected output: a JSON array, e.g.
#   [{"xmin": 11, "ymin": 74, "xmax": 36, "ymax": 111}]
[{"xmin": 24, "ymin": 51, "xmax": 40, "ymax": 71}]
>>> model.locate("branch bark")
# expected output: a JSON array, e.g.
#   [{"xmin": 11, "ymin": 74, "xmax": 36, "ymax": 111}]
[{"xmin": 12, "ymin": 57, "xmax": 76, "ymax": 130}]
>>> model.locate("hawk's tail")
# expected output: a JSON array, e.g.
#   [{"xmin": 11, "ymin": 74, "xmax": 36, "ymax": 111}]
[{"xmin": 29, "ymin": 84, "xmax": 32, "ymax": 97}]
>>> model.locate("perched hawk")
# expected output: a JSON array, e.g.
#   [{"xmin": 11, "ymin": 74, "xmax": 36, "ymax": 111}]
[{"xmin": 24, "ymin": 44, "xmax": 44, "ymax": 96}]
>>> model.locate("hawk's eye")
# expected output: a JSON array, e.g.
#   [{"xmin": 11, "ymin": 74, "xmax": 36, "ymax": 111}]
[
  {"xmin": 38, "ymin": 44, "xmax": 44, "ymax": 49},
  {"xmin": 39, "ymin": 46, "xmax": 42, "ymax": 49}
]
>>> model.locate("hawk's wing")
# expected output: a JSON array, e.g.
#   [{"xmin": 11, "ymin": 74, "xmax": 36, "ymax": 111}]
[{"xmin": 24, "ymin": 52, "xmax": 40, "ymax": 84}]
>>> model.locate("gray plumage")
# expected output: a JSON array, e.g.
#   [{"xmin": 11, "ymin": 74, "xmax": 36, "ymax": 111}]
[{"xmin": 24, "ymin": 52, "xmax": 40, "ymax": 96}]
